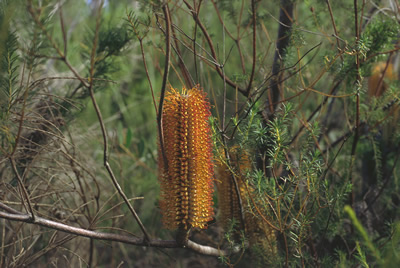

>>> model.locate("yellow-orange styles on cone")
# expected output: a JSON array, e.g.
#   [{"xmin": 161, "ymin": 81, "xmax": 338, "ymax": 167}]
[
  {"xmin": 158, "ymin": 87, "xmax": 214, "ymax": 230},
  {"xmin": 215, "ymin": 146, "xmax": 277, "ymax": 259}
]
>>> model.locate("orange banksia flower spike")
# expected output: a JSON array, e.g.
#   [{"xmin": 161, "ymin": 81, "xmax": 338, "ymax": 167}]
[
  {"xmin": 368, "ymin": 61, "xmax": 396, "ymax": 97},
  {"xmin": 215, "ymin": 146, "xmax": 277, "ymax": 259},
  {"xmin": 158, "ymin": 86, "xmax": 214, "ymax": 230},
  {"xmin": 215, "ymin": 146, "xmax": 250, "ymax": 230}
]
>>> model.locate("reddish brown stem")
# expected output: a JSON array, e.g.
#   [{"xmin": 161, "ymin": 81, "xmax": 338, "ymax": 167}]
[
  {"xmin": 246, "ymin": 0, "xmax": 257, "ymax": 96},
  {"xmin": 157, "ymin": 4, "xmax": 172, "ymax": 171}
]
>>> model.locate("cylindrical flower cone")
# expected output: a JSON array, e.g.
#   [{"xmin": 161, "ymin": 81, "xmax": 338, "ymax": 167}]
[{"xmin": 159, "ymin": 87, "xmax": 214, "ymax": 230}]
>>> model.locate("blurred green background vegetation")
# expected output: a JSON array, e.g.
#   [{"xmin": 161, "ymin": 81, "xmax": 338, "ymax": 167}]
[{"xmin": 1, "ymin": 0, "xmax": 400, "ymax": 267}]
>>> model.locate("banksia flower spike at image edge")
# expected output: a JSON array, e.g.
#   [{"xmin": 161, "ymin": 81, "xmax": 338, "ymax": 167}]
[{"xmin": 158, "ymin": 87, "xmax": 214, "ymax": 230}]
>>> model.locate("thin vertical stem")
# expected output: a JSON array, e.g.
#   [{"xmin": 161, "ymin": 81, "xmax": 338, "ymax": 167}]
[
  {"xmin": 268, "ymin": 0, "xmax": 294, "ymax": 115},
  {"xmin": 59, "ymin": 6, "xmax": 67, "ymax": 57},
  {"xmin": 183, "ymin": 0, "xmax": 245, "ymax": 94},
  {"xmin": 192, "ymin": 1, "xmax": 202, "ymax": 84},
  {"xmin": 10, "ymin": 158, "xmax": 35, "ymax": 221},
  {"xmin": 169, "ymin": 4, "xmax": 195, "ymax": 89},
  {"xmin": 222, "ymin": 15, "xmax": 227, "ymax": 130},
  {"xmin": 325, "ymin": 0, "xmax": 343, "ymax": 60},
  {"xmin": 10, "ymin": 88, "xmax": 28, "ymax": 156},
  {"xmin": 87, "ymin": 1, "xmax": 150, "ymax": 241},
  {"xmin": 140, "ymin": 39, "xmax": 158, "ymax": 115},
  {"xmin": 157, "ymin": 4, "xmax": 172, "ymax": 170},
  {"xmin": 350, "ymin": 0, "xmax": 363, "ymax": 207},
  {"xmin": 125, "ymin": 11, "xmax": 158, "ymax": 115},
  {"xmin": 246, "ymin": 0, "xmax": 257, "ymax": 96}
]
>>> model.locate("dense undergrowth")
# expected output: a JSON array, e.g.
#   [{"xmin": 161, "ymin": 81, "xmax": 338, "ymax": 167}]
[{"xmin": 1, "ymin": 0, "xmax": 400, "ymax": 267}]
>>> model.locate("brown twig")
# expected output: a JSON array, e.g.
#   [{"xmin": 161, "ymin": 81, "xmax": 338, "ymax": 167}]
[
  {"xmin": 228, "ymin": 42, "xmax": 321, "ymax": 141},
  {"xmin": 192, "ymin": 0, "xmax": 202, "ymax": 84},
  {"xmin": 59, "ymin": 5, "xmax": 67, "ymax": 57},
  {"xmin": 210, "ymin": 0, "xmax": 235, "ymax": 40},
  {"xmin": 364, "ymin": 47, "xmax": 400, "ymax": 62},
  {"xmin": 86, "ymin": 1, "xmax": 150, "ymax": 241},
  {"xmin": 246, "ymin": 0, "xmax": 257, "ymax": 96},
  {"xmin": 125, "ymin": 11, "xmax": 158, "ymax": 115},
  {"xmin": 182, "ymin": 0, "xmax": 246, "ymax": 95},
  {"xmin": 157, "ymin": 3, "xmax": 172, "ymax": 172},
  {"xmin": 27, "ymin": 0, "xmax": 89, "ymax": 88},
  {"xmin": 168, "ymin": 5, "xmax": 195, "ymax": 88},
  {"xmin": 9, "ymin": 158, "xmax": 35, "ymax": 220},
  {"xmin": 210, "ymin": 0, "xmax": 252, "ymax": 79},
  {"xmin": 375, "ymin": 53, "xmax": 393, "ymax": 96},
  {"xmin": 289, "ymin": 78, "xmax": 344, "ymax": 145},
  {"xmin": 0, "ymin": 218, "xmax": 5, "ymax": 268},
  {"xmin": 325, "ymin": 0, "xmax": 343, "ymax": 60},
  {"xmin": 10, "ymin": 87, "xmax": 28, "ymax": 156}
]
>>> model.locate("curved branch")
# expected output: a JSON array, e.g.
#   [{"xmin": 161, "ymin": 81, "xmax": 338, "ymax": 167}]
[
  {"xmin": 182, "ymin": 0, "xmax": 246, "ymax": 95},
  {"xmin": 157, "ymin": 4, "xmax": 172, "ymax": 171},
  {"xmin": 86, "ymin": 2, "xmax": 150, "ymax": 241},
  {"xmin": 9, "ymin": 159, "xmax": 35, "ymax": 220},
  {"xmin": 168, "ymin": 5, "xmax": 195, "ymax": 89},
  {"xmin": 0, "ymin": 209, "xmax": 174, "ymax": 248},
  {"xmin": 0, "ymin": 203, "xmax": 231, "ymax": 257}
]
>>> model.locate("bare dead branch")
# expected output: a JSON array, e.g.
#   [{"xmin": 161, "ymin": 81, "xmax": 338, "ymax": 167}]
[
  {"xmin": 9, "ymin": 158, "xmax": 35, "ymax": 220},
  {"xmin": 0, "ymin": 203, "xmax": 233, "ymax": 257}
]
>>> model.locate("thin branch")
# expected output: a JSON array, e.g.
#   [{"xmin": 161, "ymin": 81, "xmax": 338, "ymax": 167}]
[
  {"xmin": 27, "ymin": 0, "xmax": 89, "ymax": 88},
  {"xmin": 0, "ymin": 208, "xmax": 173, "ymax": 247},
  {"xmin": 59, "ymin": 5, "xmax": 67, "ymax": 57},
  {"xmin": 0, "ymin": 219, "xmax": 5, "ymax": 268},
  {"xmin": 168, "ymin": 5, "xmax": 195, "ymax": 89},
  {"xmin": 182, "ymin": 0, "xmax": 246, "ymax": 95},
  {"xmin": 210, "ymin": 0, "xmax": 235, "ymax": 40},
  {"xmin": 157, "ymin": 3, "xmax": 172, "ymax": 171},
  {"xmin": 9, "ymin": 158, "xmax": 35, "ymax": 220},
  {"xmin": 125, "ymin": 11, "xmax": 158, "ymax": 115},
  {"xmin": 10, "ymin": 87, "xmax": 29, "ymax": 156},
  {"xmin": 289, "ymin": 78, "xmax": 344, "ymax": 145},
  {"xmin": 236, "ymin": 0, "xmax": 247, "ymax": 74},
  {"xmin": 325, "ymin": 0, "xmax": 343, "ymax": 60},
  {"xmin": 228, "ymin": 42, "xmax": 322, "ymax": 140},
  {"xmin": 139, "ymin": 38, "xmax": 159, "ymax": 114},
  {"xmin": 246, "ymin": 0, "xmax": 257, "ymax": 96},
  {"xmin": 88, "ymin": 2, "xmax": 101, "ymax": 89},
  {"xmin": 86, "ymin": 1, "xmax": 150, "ymax": 241},
  {"xmin": 364, "ymin": 47, "xmax": 400, "ymax": 62},
  {"xmin": 192, "ymin": 0, "xmax": 202, "ymax": 84}
]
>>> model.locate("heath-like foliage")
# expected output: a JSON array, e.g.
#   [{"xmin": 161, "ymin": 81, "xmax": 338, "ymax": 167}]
[{"xmin": 215, "ymin": 146, "xmax": 277, "ymax": 259}]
